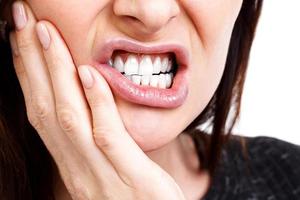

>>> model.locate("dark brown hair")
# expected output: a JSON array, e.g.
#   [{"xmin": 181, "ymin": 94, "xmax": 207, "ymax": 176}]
[{"xmin": 0, "ymin": 0, "xmax": 263, "ymax": 199}]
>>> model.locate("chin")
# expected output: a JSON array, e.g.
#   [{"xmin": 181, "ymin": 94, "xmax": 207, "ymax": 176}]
[
  {"xmin": 126, "ymin": 125, "xmax": 179, "ymax": 152},
  {"xmin": 115, "ymin": 97, "xmax": 183, "ymax": 152}
]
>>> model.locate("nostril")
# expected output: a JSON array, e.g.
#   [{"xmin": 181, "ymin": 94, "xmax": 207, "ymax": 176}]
[
  {"xmin": 122, "ymin": 15, "xmax": 146, "ymax": 28},
  {"xmin": 124, "ymin": 15, "xmax": 140, "ymax": 23},
  {"xmin": 126, "ymin": 15, "xmax": 139, "ymax": 22}
]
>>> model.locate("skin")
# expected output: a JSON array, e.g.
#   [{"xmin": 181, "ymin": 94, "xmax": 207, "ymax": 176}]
[{"xmin": 10, "ymin": 0, "xmax": 242, "ymax": 199}]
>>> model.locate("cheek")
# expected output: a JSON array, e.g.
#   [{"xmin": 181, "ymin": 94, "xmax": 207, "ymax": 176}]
[
  {"xmin": 184, "ymin": 0, "xmax": 243, "ymax": 124},
  {"xmin": 26, "ymin": 0, "xmax": 109, "ymax": 64},
  {"xmin": 183, "ymin": 0, "xmax": 242, "ymax": 52},
  {"xmin": 24, "ymin": 0, "xmax": 242, "ymax": 151}
]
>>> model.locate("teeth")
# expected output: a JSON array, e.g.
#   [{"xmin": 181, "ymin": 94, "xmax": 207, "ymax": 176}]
[
  {"xmin": 139, "ymin": 55, "xmax": 153, "ymax": 76},
  {"xmin": 111, "ymin": 54, "xmax": 174, "ymax": 75},
  {"xmin": 125, "ymin": 75, "xmax": 132, "ymax": 81},
  {"xmin": 158, "ymin": 74, "xmax": 167, "ymax": 89},
  {"xmin": 131, "ymin": 75, "xmax": 141, "ymax": 85},
  {"xmin": 166, "ymin": 60, "xmax": 172, "ymax": 72},
  {"xmin": 161, "ymin": 57, "xmax": 169, "ymax": 73},
  {"xmin": 125, "ymin": 73, "xmax": 174, "ymax": 89},
  {"xmin": 124, "ymin": 55, "xmax": 139, "ymax": 75},
  {"xmin": 113, "ymin": 56, "xmax": 124, "ymax": 73},
  {"xmin": 150, "ymin": 75, "xmax": 159, "ymax": 87},
  {"xmin": 153, "ymin": 57, "xmax": 162, "ymax": 74},
  {"xmin": 165, "ymin": 73, "xmax": 172, "ymax": 88},
  {"xmin": 110, "ymin": 53, "xmax": 175, "ymax": 88},
  {"xmin": 108, "ymin": 59, "xmax": 113, "ymax": 67},
  {"xmin": 141, "ymin": 75, "xmax": 151, "ymax": 86}
]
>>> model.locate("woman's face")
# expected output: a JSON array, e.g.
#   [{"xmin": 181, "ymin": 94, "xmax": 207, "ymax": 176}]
[{"xmin": 25, "ymin": 0, "xmax": 242, "ymax": 151}]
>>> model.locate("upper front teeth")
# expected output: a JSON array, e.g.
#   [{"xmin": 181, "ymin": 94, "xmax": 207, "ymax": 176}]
[
  {"xmin": 114, "ymin": 56, "xmax": 124, "ymax": 73},
  {"xmin": 108, "ymin": 54, "xmax": 173, "ymax": 76},
  {"xmin": 161, "ymin": 57, "xmax": 169, "ymax": 73},
  {"xmin": 153, "ymin": 57, "xmax": 162, "ymax": 74},
  {"xmin": 139, "ymin": 55, "xmax": 153, "ymax": 76},
  {"xmin": 124, "ymin": 55, "xmax": 139, "ymax": 75}
]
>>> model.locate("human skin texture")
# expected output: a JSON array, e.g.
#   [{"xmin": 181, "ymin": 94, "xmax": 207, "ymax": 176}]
[
  {"xmin": 11, "ymin": 0, "xmax": 243, "ymax": 199},
  {"xmin": 25, "ymin": 0, "xmax": 242, "ymax": 151}
]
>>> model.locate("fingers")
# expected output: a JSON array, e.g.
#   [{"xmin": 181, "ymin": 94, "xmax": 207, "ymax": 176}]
[
  {"xmin": 11, "ymin": 1, "xmax": 121, "ymax": 190},
  {"xmin": 35, "ymin": 21, "xmax": 87, "ymax": 133},
  {"xmin": 12, "ymin": 1, "xmax": 55, "ymax": 132},
  {"xmin": 78, "ymin": 65, "xmax": 151, "ymax": 183},
  {"xmin": 34, "ymin": 21, "xmax": 102, "ymax": 159},
  {"xmin": 12, "ymin": 2, "xmax": 56, "ymax": 133},
  {"xmin": 36, "ymin": 20, "xmax": 133, "ymax": 190},
  {"xmin": 9, "ymin": 32, "xmax": 39, "ymax": 127},
  {"xmin": 11, "ymin": 1, "xmax": 76, "ymax": 161},
  {"xmin": 12, "ymin": 0, "xmax": 150, "ymax": 189},
  {"xmin": 32, "ymin": 7, "xmax": 119, "ymax": 179},
  {"xmin": 12, "ymin": 1, "xmax": 113, "ymax": 173},
  {"xmin": 9, "ymin": 32, "xmax": 30, "ymax": 107}
]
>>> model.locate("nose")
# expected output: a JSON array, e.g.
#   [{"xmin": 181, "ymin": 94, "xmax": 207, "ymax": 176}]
[{"xmin": 113, "ymin": 0, "xmax": 180, "ymax": 35}]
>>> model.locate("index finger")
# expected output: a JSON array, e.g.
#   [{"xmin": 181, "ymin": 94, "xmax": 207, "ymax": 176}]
[{"xmin": 78, "ymin": 65, "xmax": 152, "ymax": 183}]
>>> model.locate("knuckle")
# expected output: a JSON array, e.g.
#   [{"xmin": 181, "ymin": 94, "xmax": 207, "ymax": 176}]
[
  {"xmin": 86, "ymin": 92, "xmax": 111, "ymax": 109},
  {"xmin": 48, "ymin": 55, "xmax": 63, "ymax": 73},
  {"xmin": 13, "ymin": 62, "xmax": 27, "ymax": 77},
  {"xmin": 67, "ymin": 177, "xmax": 91, "ymax": 200},
  {"xmin": 27, "ymin": 110, "xmax": 42, "ymax": 130},
  {"xmin": 56, "ymin": 106, "xmax": 77, "ymax": 132},
  {"xmin": 119, "ymin": 173, "xmax": 137, "ymax": 190},
  {"xmin": 93, "ymin": 128, "xmax": 114, "ymax": 150},
  {"xmin": 26, "ymin": 95, "xmax": 51, "ymax": 129},
  {"xmin": 86, "ymin": 95, "xmax": 103, "ymax": 108},
  {"xmin": 17, "ymin": 37, "xmax": 35, "ymax": 52},
  {"xmin": 99, "ymin": 189, "xmax": 115, "ymax": 200},
  {"xmin": 31, "ymin": 96, "xmax": 51, "ymax": 121}
]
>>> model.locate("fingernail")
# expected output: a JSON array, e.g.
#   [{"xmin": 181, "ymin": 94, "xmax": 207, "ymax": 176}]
[
  {"xmin": 36, "ymin": 23, "xmax": 51, "ymax": 50},
  {"xmin": 12, "ymin": 1, "xmax": 27, "ymax": 30},
  {"xmin": 78, "ymin": 66, "xmax": 94, "ymax": 89},
  {"xmin": 9, "ymin": 32, "xmax": 19, "ymax": 56}
]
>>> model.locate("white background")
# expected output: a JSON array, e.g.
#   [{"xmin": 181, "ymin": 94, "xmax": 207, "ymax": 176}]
[{"xmin": 234, "ymin": 0, "xmax": 300, "ymax": 145}]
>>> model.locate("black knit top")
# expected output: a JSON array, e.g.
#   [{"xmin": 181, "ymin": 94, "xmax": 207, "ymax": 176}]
[{"xmin": 202, "ymin": 136, "xmax": 300, "ymax": 200}]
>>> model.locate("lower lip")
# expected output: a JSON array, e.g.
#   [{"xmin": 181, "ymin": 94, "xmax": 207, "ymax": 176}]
[{"xmin": 91, "ymin": 63, "xmax": 189, "ymax": 108}]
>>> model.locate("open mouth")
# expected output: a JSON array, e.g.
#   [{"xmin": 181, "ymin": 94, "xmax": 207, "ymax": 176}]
[
  {"xmin": 107, "ymin": 51, "xmax": 178, "ymax": 89},
  {"xmin": 91, "ymin": 39, "xmax": 189, "ymax": 108}
]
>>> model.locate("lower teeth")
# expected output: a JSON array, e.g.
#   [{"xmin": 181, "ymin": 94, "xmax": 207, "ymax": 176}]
[{"xmin": 124, "ymin": 72, "xmax": 174, "ymax": 89}]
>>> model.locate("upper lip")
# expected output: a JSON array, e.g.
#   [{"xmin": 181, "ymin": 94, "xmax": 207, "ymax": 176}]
[{"xmin": 92, "ymin": 38, "xmax": 190, "ymax": 68}]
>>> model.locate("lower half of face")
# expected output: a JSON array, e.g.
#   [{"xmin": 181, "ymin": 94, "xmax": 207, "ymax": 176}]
[{"xmin": 27, "ymin": 0, "xmax": 242, "ymax": 151}]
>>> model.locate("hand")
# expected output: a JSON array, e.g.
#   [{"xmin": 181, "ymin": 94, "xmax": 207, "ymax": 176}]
[{"xmin": 10, "ymin": 1, "xmax": 186, "ymax": 200}]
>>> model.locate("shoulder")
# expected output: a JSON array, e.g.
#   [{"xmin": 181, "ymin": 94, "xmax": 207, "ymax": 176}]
[
  {"xmin": 234, "ymin": 136, "xmax": 300, "ymax": 166},
  {"xmin": 242, "ymin": 136, "xmax": 300, "ymax": 179},
  {"xmin": 246, "ymin": 136, "xmax": 300, "ymax": 198},
  {"xmin": 204, "ymin": 135, "xmax": 300, "ymax": 200},
  {"xmin": 245, "ymin": 136, "xmax": 300, "ymax": 155},
  {"xmin": 223, "ymin": 135, "xmax": 300, "ymax": 164}
]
